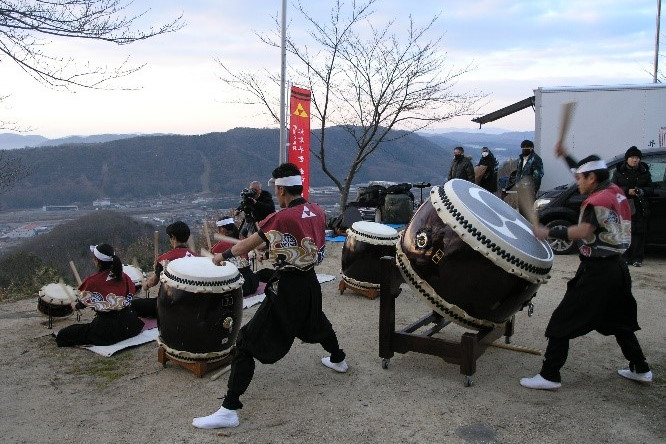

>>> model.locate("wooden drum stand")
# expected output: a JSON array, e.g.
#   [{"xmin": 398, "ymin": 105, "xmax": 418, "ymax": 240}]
[
  {"xmin": 378, "ymin": 256, "xmax": 515, "ymax": 387},
  {"xmin": 157, "ymin": 346, "xmax": 234, "ymax": 378}
]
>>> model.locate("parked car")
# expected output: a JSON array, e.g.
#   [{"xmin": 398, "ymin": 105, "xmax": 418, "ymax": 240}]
[{"xmin": 535, "ymin": 148, "xmax": 666, "ymax": 254}]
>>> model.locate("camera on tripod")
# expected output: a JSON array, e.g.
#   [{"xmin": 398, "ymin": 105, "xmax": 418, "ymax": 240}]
[{"xmin": 238, "ymin": 187, "xmax": 257, "ymax": 224}]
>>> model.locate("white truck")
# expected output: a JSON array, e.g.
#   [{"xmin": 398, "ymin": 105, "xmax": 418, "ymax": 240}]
[{"xmin": 534, "ymin": 83, "xmax": 666, "ymax": 190}]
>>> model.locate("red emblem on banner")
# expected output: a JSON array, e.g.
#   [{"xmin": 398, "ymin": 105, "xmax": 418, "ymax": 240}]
[{"xmin": 288, "ymin": 86, "xmax": 311, "ymax": 199}]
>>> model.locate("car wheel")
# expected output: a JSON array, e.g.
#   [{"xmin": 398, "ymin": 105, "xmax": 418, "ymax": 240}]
[{"xmin": 545, "ymin": 219, "xmax": 576, "ymax": 255}]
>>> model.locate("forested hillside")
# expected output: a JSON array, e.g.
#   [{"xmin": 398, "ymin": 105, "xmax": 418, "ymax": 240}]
[{"xmin": 1, "ymin": 127, "xmax": 453, "ymax": 209}]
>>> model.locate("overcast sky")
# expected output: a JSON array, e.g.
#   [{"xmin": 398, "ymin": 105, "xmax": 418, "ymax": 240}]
[{"xmin": 1, "ymin": 0, "xmax": 662, "ymax": 138}]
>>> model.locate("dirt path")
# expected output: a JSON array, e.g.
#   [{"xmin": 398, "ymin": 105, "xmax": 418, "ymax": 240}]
[{"xmin": 0, "ymin": 246, "xmax": 663, "ymax": 444}]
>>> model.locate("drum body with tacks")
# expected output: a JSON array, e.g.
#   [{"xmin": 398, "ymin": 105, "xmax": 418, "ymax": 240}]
[
  {"xmin": 157, "ymin": 257, "xmax": 244, "ymax": 362},
  {"xmin": 341, "ymin": 221, "xmax": 399, "ymax": 292},
  {"xmin": 37, "ymin": 283, "xmax": 78, "ymax": 318},
  {"xmin": 397, "ymin": 180, "xmax": 553, "ymax": 330}
]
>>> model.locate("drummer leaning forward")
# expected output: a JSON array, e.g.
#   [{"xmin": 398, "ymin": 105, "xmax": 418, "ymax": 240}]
[
  {"xmin": 521, "ymin": 144, "xmax": 652, "ymax": 390},
  {"xmin": 193, "ymin": 162, "xmax": 348, "ymax": 429}
]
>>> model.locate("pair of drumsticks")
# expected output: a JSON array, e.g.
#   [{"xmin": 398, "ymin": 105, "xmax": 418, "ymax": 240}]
[{"xmin": 516, "ymin": 102, "xmax": 576, "ymax": 227}]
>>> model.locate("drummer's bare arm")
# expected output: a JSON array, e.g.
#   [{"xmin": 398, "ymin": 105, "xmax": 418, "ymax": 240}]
[
  {"xmin": 554, "ymin": 142, "xmax": 578, "ymax": 169},
  {"xmin": 142, "ymin": 273, "xmax": 159, "ymax": 291},
  {"xmin": 213, "ymin": 232, "xmax": 266, "ymax": 266}
]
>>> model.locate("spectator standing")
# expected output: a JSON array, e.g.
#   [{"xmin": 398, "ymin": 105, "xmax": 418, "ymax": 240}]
[
  {"xmin": 514, "ymin": 140, "xmax": 544, "ymax": 194},
  {"xmin": 611, "ymin": 146, "xmax": 653, "ymax": 267},
  {"xmin": 476, "ymin": 146, "xmax": 499, "ymax": 192},
  {"xmin": 447, "ymin": 146, "xmax": 475, "ymax": 182}
]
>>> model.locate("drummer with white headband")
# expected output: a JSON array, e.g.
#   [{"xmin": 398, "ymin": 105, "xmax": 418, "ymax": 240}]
[
  {"xmin": 55, "ymin": 244, "xmax": 144, "ymax": 347},
  {"xmin": 193, "ymin": 163, "xmax": 348, "ymax": 430},
  {"xmin": 210, "ymin": 216, "xmax": 259, "ymax": 296},
  {"xmin": 521, "ymin": 144, "xmax": 652, "ymax": 390}
]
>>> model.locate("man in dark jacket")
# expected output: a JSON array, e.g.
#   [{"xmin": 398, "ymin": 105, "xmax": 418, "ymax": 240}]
[
  {"xmin": 514, "ymin": 140, "xmax": 544, "ymax": 194},
  {"xmin": 612, "ymin": 146, "xmax": 653, "ymax": 267},
  {"xmin": 447, "ymin": 146, "xmax": 474, "ymax": 182},
  {"xmin": 476, "ymin": 146, "xmax": 499, "ymax": 192}
]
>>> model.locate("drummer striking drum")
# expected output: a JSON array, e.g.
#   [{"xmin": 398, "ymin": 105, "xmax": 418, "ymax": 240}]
[
  {"xmin": 521, "ymin": 144, "xmax": 653, "ymax": 390},
  {"xmin": 192, "ymin": 163, "xmax": 348, "ymax": 429}
]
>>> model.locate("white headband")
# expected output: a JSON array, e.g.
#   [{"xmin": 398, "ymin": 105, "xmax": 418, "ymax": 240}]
[
  {"xmin": 575, "ymin": 160, "xmax": 607, "ymax": 174},
  {"xmin": 216, "ymin": 218, "xmax": 234, "ymax": 227},
  {"xmin": 90, "ymin": 245, "xmax": 113, "ymax": 262},
  {"xmin": 268, "ymin": 175, "xmax": 303, "ymax": 186}
]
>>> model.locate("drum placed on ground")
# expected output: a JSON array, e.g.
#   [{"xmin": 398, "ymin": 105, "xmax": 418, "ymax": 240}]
[
  {"xmin": 37, "ymin": 283, "xmax": 78, "ymax": 318},
  {"xmin": 157, "ymin": 256, "xmax": 244, "ymax": 362},
  {"xmin": 122, "ymin": 264, "xmax": 145, "ymax": 292},
  {"xmin": 397, "ymin": 179, "xmax": 553, "ymax": 330},
  {"xmin": 341, "ymin": 221, "xmax": 399, "ymax": 292}
]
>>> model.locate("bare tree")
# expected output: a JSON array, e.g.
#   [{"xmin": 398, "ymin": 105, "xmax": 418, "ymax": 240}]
[
  {"xmin": 0, "ymin": 1, "xmax": 183, "ymax": 192},
  {"xmin": 0, "ymin": 0, "xmax": 183, "ymax": 90},
  {"xmin": 217, "ymin": 0, "xmax": 484, "ymax": 208}
]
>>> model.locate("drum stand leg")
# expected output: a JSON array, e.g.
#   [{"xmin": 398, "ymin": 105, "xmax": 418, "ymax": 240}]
[
  {"xmin": 157, "ymin": 346, "xmax": 234, "ymax": 378},
  {"xmin": 378, "ymin": 257, "xmax": 512, "ymax": 387}
]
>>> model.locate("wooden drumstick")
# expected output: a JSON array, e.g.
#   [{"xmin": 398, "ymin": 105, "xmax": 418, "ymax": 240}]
[
  {"xmin": 187, "ymin": 235, "xmax": 196, "ymax": 253},
  {"xmin": 557, "ymin": 101, "xmax": 576, "ymax": 145},
  {"xmin": 213, "ymin": 233, "xmax": 240, "ymax": 244},
  {"xmin": 153, "ymin": 230, "xmax": 159, "ymax": 261},
  {"xmin": 490, "ymin": 341, "xmax": 542, "ymax": 356},
  {"xmin": 200, "ymin": 247, "xmax": 214, "ymax": 258},
  {"xmin": 516, "ymin": 177, "xmax": 539, "ymax": 226},
  {"xmin": 69, "ymin": 260, "xmax": 82, "ymax": 286},
  {"xmin": 202, "ymin": 221, "xmax": 212, "ymax": 250}
]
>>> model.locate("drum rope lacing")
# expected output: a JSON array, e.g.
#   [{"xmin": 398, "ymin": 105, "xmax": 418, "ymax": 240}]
[
  {"xmin": 348, "ymin": 226, "xmax": 399, "ymax": 245},
  {"xmin": 436, "ymin": 187, "xmax": 552, "ymax": 278}
]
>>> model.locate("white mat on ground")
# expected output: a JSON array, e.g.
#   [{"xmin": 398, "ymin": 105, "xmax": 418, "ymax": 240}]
[
  {"xmin": 81, "ymin": 328, "xmax": 158, "ymax": 357},
  {"xmin": 243, "ymin": 273, "xmax": 336, "ymax": 309}
]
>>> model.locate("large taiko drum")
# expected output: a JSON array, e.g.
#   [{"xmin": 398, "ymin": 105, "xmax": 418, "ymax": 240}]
[
  {"xmin": 37, "ymin": 283, "xmax": 78, "ymax": 318},
  {"xmin": 341, "ymin": 221, "xmax": 400, "ymax": 292},
  {"xmin": 157, "ymin": 257, "xmax": 244, "ymax": 362},
  {"xmin": 397, "ymin": 179, "xmax": 553, "ymax": 330},
  {"xmin": 122, "ymin": 264, "xmax": 145, "ymax": 292}
]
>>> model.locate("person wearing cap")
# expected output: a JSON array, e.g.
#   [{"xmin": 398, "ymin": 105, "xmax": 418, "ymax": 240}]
[
  {"xmin": 193, "ymin": 163, "xmax": 347, "ymax": 430},
  {"xmin": 210, "ymin": 216, "xmax": 259, "ymax": 296},
  {"xmin": 513, "ymin": 139, "xmax": 544, "ymax": 194},
  {"xmin": 55, "ymin": 244, "xmax": 144, "ymax": 347},
  {"xmin": 611, "ymin": 146, "xmax": 653, "ymax": 267},
  {"xmin": 135, "ymin": 221, "xmax": 197, "ymax": 317},
  {"xmin": 520, "ymin": 143, "xmax": 652, "ymax": 390},
  {"xmin": 446, "ymin": 146, "xmax": 475, "ymax": 182},
  {"xmin": 476, "ymin": 146, "xmax": 499, "ymax": 192}
]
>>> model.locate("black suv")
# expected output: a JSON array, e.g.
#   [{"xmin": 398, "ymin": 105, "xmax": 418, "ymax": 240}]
[{"xmin": 535, "ymin": 148, "xmax": 666, "ymax": 254}]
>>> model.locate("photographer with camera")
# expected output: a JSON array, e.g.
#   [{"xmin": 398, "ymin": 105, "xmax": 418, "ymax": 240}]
[{"xmin": 236, "ymin": 181, "xmax": 276, "ymax": 237}]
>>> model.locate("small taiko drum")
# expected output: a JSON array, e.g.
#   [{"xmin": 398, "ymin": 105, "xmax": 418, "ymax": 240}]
[
  {"xmin": 157, "ymin": 256, "xmax": 244, "ymax": 362},
  {"xmin": 397, "ymin": 179, "xmax": 553, "ymax": 330},
  {"xmin": 122, "ymin": 264, "xmax": 145, "ymax": 292},
  {"xmin": 341, "ymin": 221, "xmax": 400, "ymax": 292},
  {"xmin": 37, "ymin": 283, "xmax": 78, "ymax": 318}
]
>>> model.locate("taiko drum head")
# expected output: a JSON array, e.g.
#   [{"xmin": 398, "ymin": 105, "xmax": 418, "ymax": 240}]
[
  {"xmin": 123, "ymin": 264, "xmax": 145, "ymax": 288},
  {"xmin": 397, "ymin": 180, "xmax": 553, "ymax": 329},
  {"xmin": 37, "ymin": 283, "xmax": 78, "ymax": 317}
]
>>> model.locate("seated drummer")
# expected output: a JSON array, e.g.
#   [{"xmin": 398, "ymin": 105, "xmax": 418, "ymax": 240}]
[
  {"xmin": 134, "ymin": 221, "xmax": 197, "ymax": 317},
  {"xmin": 211, "ymin": 217, "xmax": 259, "ymax": 296},
  {"xmin": 55, "ymin": 244, "xmax": 144, "ymax": 347}
]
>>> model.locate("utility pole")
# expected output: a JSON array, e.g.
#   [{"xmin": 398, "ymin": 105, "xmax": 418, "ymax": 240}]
[
  {"xmin": 279, "ymin": 0, "xmax": 288, "ymax": 163},
  {"xmin": 655, "ymin": 0, "xmax": 662, "ymax": 83}
]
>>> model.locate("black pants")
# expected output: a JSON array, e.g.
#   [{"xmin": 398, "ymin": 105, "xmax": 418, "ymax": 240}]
[
  {"xmin": 222, "ymin": 329, "xmax": 344, "ymax": 410},
  {"xmin": 131, "ymin": 297, "xmax": 157, "ymax": 318},
  {"xmin": 221, "ymin": 270, "xmax": 345, "ymax": 410},
  {"xmin": 56, "ymin": 307, "xmax": 144, "ymax": 347},
  {"xmin": 540, "ymin": 331, "xmax": 649, "ymax": 382}
]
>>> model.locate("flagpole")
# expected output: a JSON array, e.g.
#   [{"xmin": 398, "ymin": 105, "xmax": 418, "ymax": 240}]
[{"xmin": 279, "ymin": 0, "xmax": 288, "ymax": 164}]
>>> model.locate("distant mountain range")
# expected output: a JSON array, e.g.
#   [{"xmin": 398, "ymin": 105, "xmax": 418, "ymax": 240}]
[
  {"xmin": 0, "ymin": 133, "xmax": 158, "ymax": 150},
  {"xmin": 0, "ymin": 127, "xmax": 534, "ymax": 210}
]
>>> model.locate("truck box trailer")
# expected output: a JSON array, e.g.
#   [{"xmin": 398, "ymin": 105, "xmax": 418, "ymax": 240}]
[{"xmin": 534, "ymin": 84, "xmax": 666, "ymax": 190}]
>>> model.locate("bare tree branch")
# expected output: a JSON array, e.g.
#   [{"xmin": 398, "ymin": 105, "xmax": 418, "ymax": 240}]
[
  {"xmin": 216, "ymin": 0, "xmax": 486, "ymax": 208},
  {"xmin": 0, "ymin": 0, "xmax": 184, "ymax": 90}
]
